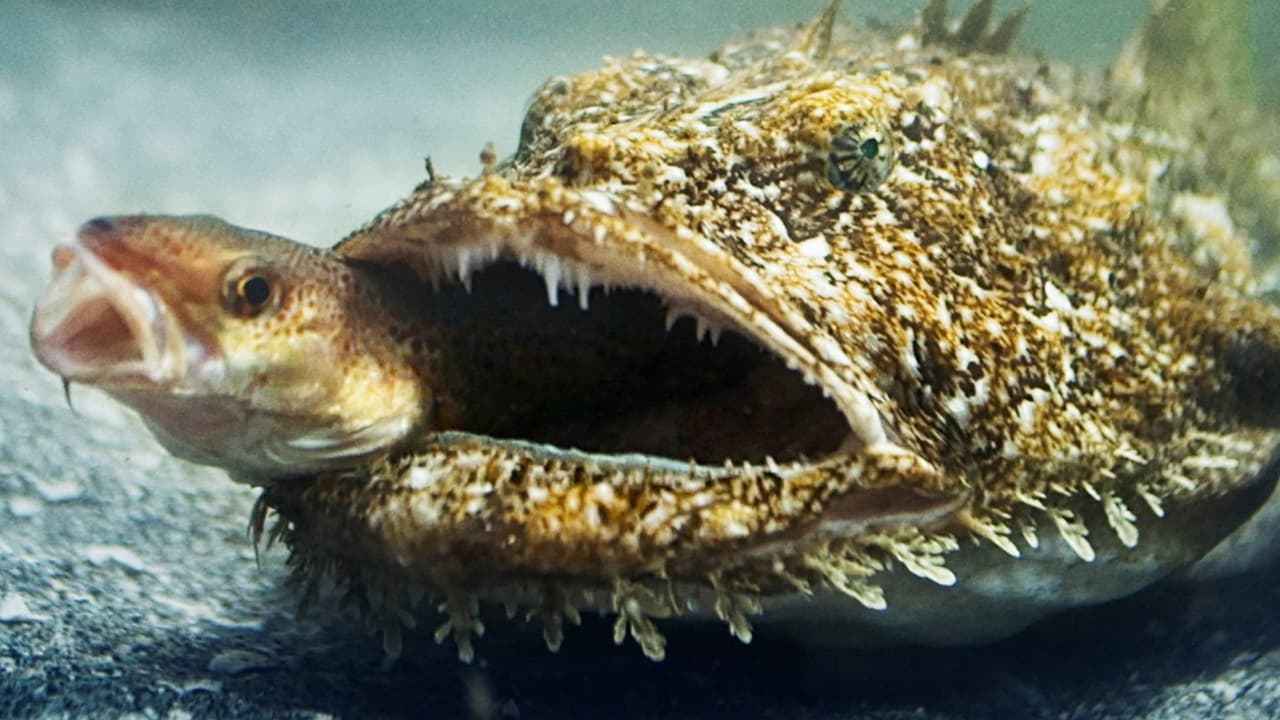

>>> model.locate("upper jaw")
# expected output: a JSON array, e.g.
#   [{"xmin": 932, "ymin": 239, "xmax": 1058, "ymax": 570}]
[
  {"xmin": 30, "ymin": 224, "xmax": 192, "ymax": 390},
  {"xmin": 339, "ymin": 176, "xmax": 883, "ymax": 453}
]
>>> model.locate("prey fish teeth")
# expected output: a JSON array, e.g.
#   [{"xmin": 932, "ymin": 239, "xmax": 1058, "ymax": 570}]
[{"xmin": 29, "ymin": 0, "xmax": 1280, "ymax": 662}]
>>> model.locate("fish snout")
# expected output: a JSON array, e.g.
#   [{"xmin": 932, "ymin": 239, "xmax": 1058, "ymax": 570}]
[
  {"xmin": 80, "ymin": 216, "xmax": 116, "ymax": 234},
  {"xmin": 71, "ymin": 215, "xmax": 155, "ymax": 270},
  {"xmin": 29, "ymin": 219, "xmax": 178, "ymax": 387}
]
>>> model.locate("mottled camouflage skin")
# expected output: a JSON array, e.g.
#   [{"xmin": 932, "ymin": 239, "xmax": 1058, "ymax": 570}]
[
  {"xmin": 250, "ymin": 2, "xmax": 1280, "ymax": 660},
  {"xmin": 27, "ymin": 0, "xmax": 1280, "ymax": 662}
]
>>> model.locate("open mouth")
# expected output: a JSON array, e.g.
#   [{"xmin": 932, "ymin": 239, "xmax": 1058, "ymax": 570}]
[
  {"xmin": 334, "ymin": 179, "xmax": 874, "ymax": 470},
  {"xmin": 30, "ymin": 239, "xmax": 174, "ymax": 387},
  {"xmin": 413, "ymin": 253, "xmax": 851, "ymax": 467}
]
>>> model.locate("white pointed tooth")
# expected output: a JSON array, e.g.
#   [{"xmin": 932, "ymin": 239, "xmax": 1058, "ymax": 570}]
[
  {"xmin": 457, "ymin": 248, "xmax": 475, "ymax": 293},
  {"xmin": 695, "ymin": 316, "xmax": 709, "ymax": 342},
  {"xmin": 542, "ymin": 255, "xmax": 561, "ymax": 306},
  {"xmin": 575, "ymin": 265, "xmax": 592, "ymax": 310},
  {"xmin": 457, "ymin": 248, "xmax": 474, "ymax": 280},
  {"xmin": 709, "ymin": 325, "xmax": 723, "ymax": 346},
  {"xmin": 665, "ymin": 307, "xmax": 682, "ymax": 332},
  {"xmin": 437, "ymin": 255, "xmax": 458, "ymax": 290}
]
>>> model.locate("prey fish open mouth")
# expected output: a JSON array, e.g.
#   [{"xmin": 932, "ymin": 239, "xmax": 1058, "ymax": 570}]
[
  {"xmin": 27, "ymin": 0, "xmax": 1280, "ymax": 662},
  {"xmin": 31, "ymin": 219, "xmax": 197, "ymax": 390}
]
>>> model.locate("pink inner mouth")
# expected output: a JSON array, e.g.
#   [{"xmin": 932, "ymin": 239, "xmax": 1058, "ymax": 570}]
[
  {"xmin": 30, "ymin": 242, "xmax": 169, "ymax": 386},
  {"xmin": 44, "ymin": 295, "xmax": 144, "ymax": 369}
]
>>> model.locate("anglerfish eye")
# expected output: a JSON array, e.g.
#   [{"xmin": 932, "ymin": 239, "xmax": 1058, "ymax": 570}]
[
  {"xmin": 224, "ymin": 266, "xmax": 280, "ymax": 318},
  {"xmin": 826, "ymin": 121, "xmax": 895, "ymax": 193}
]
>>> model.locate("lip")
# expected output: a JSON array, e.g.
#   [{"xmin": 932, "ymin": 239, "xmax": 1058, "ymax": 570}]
[{"xmin": 30, "ymin": 226, "xmax": 181, "ymax": 388}]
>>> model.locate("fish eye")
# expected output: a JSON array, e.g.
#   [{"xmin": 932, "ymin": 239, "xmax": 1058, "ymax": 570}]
[
  {"xmin": 240, "ymin": 275, "xmax": 272, "ymax": 306},
  {"xmin": 826, "ymin": 121, "xmax": 895, "ymax": 193},
  {"xmin": 225, "ymin": 267, "xmax": 279, "ymax": 318}
]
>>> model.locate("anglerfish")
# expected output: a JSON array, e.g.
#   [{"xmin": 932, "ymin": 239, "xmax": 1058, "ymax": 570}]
[{"xmin": 30, "ymin": 0, "xmax": 1280, "ymax": 661}]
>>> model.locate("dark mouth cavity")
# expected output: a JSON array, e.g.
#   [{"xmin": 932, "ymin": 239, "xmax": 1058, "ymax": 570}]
[{"xmin": 428, "ymin": 262, "xmax": 849, "ymax": 465}]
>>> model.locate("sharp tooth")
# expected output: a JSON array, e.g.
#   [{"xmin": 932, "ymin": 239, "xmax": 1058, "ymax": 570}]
[
  {"xmin": 709, "ymin": 325, "xmax": 722, "ymax": 346},
  {"xmin": 575, "ymin": 265, "xmax": 592, "ymax": 310},
  {"xmin": 457, "ymin": 248, "xmax": 475, "ymax": 293},
  {"xmin": 435, "ymin": 253, "xmax": 458, "ymax": 291},
  {"xmin": 664, "ymin": 306, "xmax": 682, "ymax": 332},
  {"xmin": 542, "ymin": 255, "xmax": 561, "ymax": 306},
  {"xmin": 457, "ymin": 248, "xmax": 473, "ymax": 278},
  {"xmin": 695, "ymin": 315, "xmax": 710, "ymax": 342}
]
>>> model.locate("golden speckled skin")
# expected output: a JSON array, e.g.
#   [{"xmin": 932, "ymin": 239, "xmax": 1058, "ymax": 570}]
[
  {"xmin": 32, "ymin": 2, "xmax": 1280, "ymax": 661},
  {"xmin": 250, "ymin": 2, "xmax": 1280, "ymax": 660}
]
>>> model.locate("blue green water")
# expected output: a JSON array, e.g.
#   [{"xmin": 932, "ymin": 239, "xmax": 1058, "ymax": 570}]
[{"xmin": 3, "ymin": 0, "xmax": 1273, "ymax": 247}]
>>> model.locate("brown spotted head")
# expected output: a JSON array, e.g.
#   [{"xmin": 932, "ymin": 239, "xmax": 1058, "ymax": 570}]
[{"xmin": 30, "ymin": 215, "xmax": 428, "ymax": 478}]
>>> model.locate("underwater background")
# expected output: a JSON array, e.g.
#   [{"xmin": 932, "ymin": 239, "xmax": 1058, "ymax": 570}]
[{"xmin": 3, "ymin": 1, "xmax": 1280, "ymax": 718}]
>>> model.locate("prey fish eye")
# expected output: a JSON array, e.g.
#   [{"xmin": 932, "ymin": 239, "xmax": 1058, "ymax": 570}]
[
  {"xmin": 228, "ymin": 271, "xmax": 276, "ymax": 316},
  {"xmin": 25, "ymin": 0, "xmax": 1280, "ymax": 665}
]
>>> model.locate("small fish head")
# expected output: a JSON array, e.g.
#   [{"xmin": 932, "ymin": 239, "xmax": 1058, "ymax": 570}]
[{"xmin": 30, "ymin": 215, "xmax": 421, "ymax": 478}]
